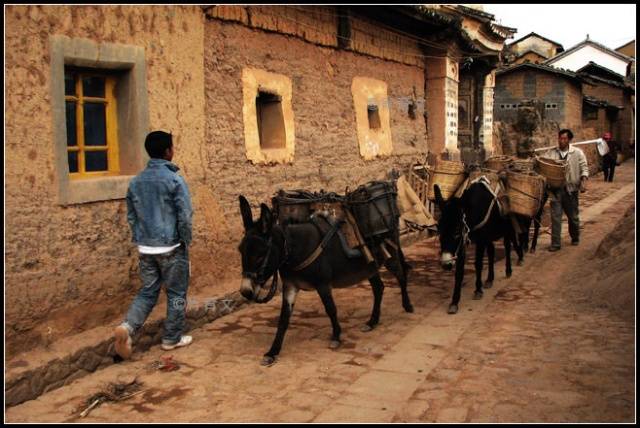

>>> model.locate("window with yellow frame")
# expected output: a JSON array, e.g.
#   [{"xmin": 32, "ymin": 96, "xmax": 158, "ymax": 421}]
[{"xmin": 64, "ymin": 68, "xmax": 119, "ymax": 178}]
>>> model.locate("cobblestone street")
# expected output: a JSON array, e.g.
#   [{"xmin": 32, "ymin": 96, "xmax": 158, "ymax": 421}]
[{"xmin": 5, "ymin": 161, "xmax": 635, "ymax": 423}]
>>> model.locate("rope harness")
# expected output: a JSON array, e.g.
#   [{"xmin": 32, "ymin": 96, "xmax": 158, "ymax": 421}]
[
  {"xmin": 243, "ymin": 217, "xmax": 343, "ymax": 304},
  {"xmin": 467, "ymin": 175, "xmax": 504, "ymax": 232}
]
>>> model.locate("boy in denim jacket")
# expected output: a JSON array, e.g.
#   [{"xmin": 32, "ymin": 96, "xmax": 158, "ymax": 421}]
[{"xmin": 114, "ymin": 131, "xmax": 193, "ymax": 359}]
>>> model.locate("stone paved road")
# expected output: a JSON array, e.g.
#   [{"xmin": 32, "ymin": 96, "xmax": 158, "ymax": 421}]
[{"xmin": 5, "ymin": 161, "xmax": 635, "ymax": 423}]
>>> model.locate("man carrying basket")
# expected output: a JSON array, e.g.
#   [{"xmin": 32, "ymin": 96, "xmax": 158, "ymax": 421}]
[{"xmin": 543, "ymin": 129, "xmax": 589, "ymax": 252}]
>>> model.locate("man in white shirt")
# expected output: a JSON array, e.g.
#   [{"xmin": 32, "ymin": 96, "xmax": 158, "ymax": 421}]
[{"xmin": 544, "ymin": 129, "xmax": 589, "ymax": 252}]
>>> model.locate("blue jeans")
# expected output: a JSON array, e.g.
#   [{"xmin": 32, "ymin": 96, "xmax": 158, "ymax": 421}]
[
  {"xmin": 549, "ymin": 188, "xmax": 580, "ymax": 248},
  {"xmin": 122, "ymin": 244, "xmax": 190, "ymax": 345}
]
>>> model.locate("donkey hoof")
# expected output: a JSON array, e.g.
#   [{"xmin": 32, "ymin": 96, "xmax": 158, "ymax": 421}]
[
  {"xmin": 473, "ymin": 291, "xmax": 483, "ymax": 300},
  {"xmin": 529, "ymin": 248, "xmax": 536, "ymax": 254},
  {"xmin": 360, "ymin": 324, "xmax": 375, "ymax": 333},
  {"xmin": 329, "ymin": 340, "xmax": 342, "ymax": 350},
  {"xmin": 261, "ymin": 355, "xmax": 276, "ymax": 367},
  {"xmin": 403, "ymin": 304, "xmax": 414, "ymax": 313},
  {"xmin": 506, "ymin": 271, "xmax": 512, "ymax": 278},
  {"xmin": 517, "ymin": 260, "xmax": 524, "ymax": 266},
  {"xmin": 448, "ymin": 305, "xmax": 458, "ymax": 314},
  {"xmin": 484, "ymin": 281, "xmax": 493, "ymax": 289}
]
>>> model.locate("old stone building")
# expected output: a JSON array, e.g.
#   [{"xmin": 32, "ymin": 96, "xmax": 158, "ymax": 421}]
[{"xmin": 4, "ymin": 5, "xmax": 514, "ymax": 358}]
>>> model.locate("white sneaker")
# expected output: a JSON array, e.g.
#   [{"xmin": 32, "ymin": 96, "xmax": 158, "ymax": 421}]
[
  {"xmin": 114, "ymin": 325, "xmax": 133, "ymax": 359},
  {"xmin": 161, "ymin": 335, "xmax": 193, "ymax": 351}
]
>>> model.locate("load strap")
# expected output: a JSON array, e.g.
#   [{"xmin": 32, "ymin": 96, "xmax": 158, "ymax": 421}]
[{"xmin": 290, "ymin": 216, "xmax": 341, "ymax": 272}]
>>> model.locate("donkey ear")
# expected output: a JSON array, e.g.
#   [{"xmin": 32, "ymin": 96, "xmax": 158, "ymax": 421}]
[
  {"xmin": 239, "ymin": 195, "xmax": 253, "ymax": 230},
  {"xmin": 434, "ymin": 184, "xmax": 445, "ymax": 208},
  {"xmin": 258, "ymin": 203, "xmax": 273, "ymax": 234}
]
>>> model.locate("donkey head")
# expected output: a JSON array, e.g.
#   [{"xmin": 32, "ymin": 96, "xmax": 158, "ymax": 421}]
[
  {"xmin": 434, "ymin": 184, "xmax": 465, "ymax": 271},
  {"xmin": 238, "ymin": 195, "xmax": 280, "ymax": 301}
]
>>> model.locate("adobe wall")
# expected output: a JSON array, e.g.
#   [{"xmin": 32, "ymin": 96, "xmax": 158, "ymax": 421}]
[
  {"xmin": 4, "ymin": 5, "xmax": 209, "ymax": 357},
  {"xmin": 494, "ymin": 70, "xmax": 582, "ymax": 128},
  {"xmin": 202, "ymin": 15, "xmax": 428, "ymax": 228},
  {"xmin": 5, "ymin": 5, "xmax": 430, "ymax": 357}
]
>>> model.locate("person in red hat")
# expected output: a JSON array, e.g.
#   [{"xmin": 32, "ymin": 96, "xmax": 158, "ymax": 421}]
[{"xmin": 602, "ymin": 132, "xmax": 619, "ymax": 182}]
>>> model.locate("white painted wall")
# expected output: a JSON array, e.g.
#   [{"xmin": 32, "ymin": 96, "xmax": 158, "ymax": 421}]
[{"xmin": 548, "ymin": 45, "xmax": 629, "ymax": 75}]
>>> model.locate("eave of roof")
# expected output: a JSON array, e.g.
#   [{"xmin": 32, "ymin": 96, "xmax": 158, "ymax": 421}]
[
  {"xmin": 496, "ymin": 62, "xmax": 583, "ymax": 83},
  {"xmin": 576, "ymin": 61, "xmax": 625, "ymax": 81},
  {"xmin": 508, "ymin": 32, "xmax": 564, "ymax": 49},
  {"xmin": 545, "ymin": 38, "xmax": 634, "ymax": 65},
  {"xmin": 579, "ymin": 73, "xmax": 633, "ymax": 91},
  {"xmin": 455, "ymin": 5, "xmax": 496, "ymax": 22},
  {"xmin": 583, "ymin": 95, "xmax": 623, "ymax": 110}
]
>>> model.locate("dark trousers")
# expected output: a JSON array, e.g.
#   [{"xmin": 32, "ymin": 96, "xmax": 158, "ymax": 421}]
[
  {"xmin": 549, "ymin": 188, "xmax": 580, "ymax": 248},
  {"xmin": 603, "ymin": 155, "xmax": 616, "ymax": 182}
]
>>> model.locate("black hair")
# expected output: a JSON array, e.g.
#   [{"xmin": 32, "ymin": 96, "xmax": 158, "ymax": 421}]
[
  {"xmin": 144, "ymin": 131, "xmax": 173, "ymax": 159},
  {"xmin": 558, "ymin": 129, "xmax": 574, "ymax": 140}
]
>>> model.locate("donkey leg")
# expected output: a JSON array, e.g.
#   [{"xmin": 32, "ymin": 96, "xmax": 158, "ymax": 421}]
[
  {"xmin": 317, "ymin": 285, "xmax": 342, "ymax": 349},
  {"xmin": 449, "ymin": 246, "xmax": 466, "ymax": 314},
  {"xmin": 516, "ymin": 234, "xmax": 524, "ymax": 266},
  {"xmin": 262, "ymin": 284, "xmax": 299, "ymax": 366},
  {"xmin": 504, "ymin": 236, "xmax": 513, "ymax": 278},
  {"xmin": 362, "ymin": 274, "xmax": 385, "ymax": 332},
  {"xmin": 385, "ymin": 247, "xmax": 414, "ymax": 313},
  {"xmin": 513, "ymin": 227, "xmax": 524, "ymax": 266},
  {"xmin": 520, "ymin": 218, "xmax": 531, "ymax": 253},
  {"xmin": 485, "ymin": 242, "xmax": 495, "ymax": 289},
  {"xmin": 531, "ymin": 193, "xmax": 548, "ymax": 254},
  {"xmin": 531, "ymin": 219, "xmax": 541, "ymax": 254},
  {"xmin": 474, "ymin": 242, "xmax": 485, "ymax": 300}
]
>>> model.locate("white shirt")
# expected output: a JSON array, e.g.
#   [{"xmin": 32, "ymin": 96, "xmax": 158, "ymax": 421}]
[{"xmin": 138, "ymin": 243, "xmax": 181, "ymax": 255}]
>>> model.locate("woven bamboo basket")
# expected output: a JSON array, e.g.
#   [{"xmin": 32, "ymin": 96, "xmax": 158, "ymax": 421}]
[
  {"xmin": 427, "ymin": 159, "xmax": 466, "ymax": 201},
  {"xmin": 535, "ymin": 157, "xmax": 566, "ymax": 189},
  {"xmin": 469, "ymin": 168, "xmax": 500, "ymax": 185},
  {"xmin": 483, "ymin": 155, "xmax": 513, "ymax": 172},
  {"xmin": 509, "ymin": 158, "xmax": 536, "ymax": 173},
  {"xmin": 506, "ymin": 170, "xmax": 546, "ymax": 217}
]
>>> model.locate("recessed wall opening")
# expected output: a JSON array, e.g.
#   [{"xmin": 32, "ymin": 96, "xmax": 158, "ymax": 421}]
[
  {"xmin": 256, "ymin": 91, "xmax": 286, "ymax": 149},
  {"xmin": 367, "ymin": 104, "xmax": 381, "ymax": 129},
  {"xmin": 408, "ymin": 100, "xmax": 417, "ymax": 120}
]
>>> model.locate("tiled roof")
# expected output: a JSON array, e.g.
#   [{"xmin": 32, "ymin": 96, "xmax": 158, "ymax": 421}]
[
  {"xmin": 583, "ymin": 95, "xmax": 623, "ymax": 110},
  {"xmin": 508, "ymin": 32, "xmax": 564, "ymax": 49},
  {"xmin": 577, "ymin": 61, "xmax": 625, "ymax": 81},
  {"xmin": 496, "ymin": 62, "xmax": 584, "ymax": 82},
  {"xmin": 545, "ymin": 38, "xmax": 634, "ymax": 65}
]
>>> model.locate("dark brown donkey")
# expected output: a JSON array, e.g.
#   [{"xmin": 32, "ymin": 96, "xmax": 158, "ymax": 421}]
[{"xmin": 237, "ymin": 195, "xmax": 414, "ymax": 366}]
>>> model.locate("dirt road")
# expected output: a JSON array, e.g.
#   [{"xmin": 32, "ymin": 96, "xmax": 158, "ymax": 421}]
[{"xmin": 5, "ymin": 162, "xmax": 635, "ymax": 423}]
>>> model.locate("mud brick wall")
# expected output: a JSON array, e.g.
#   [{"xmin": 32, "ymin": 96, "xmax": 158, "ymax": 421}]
[
  {"xmin": 582, "ymin": 81, "xmax": 633, "ymax": 146},
  {"xmin": 4, "ymin": 5, "xmax": 215, "ymax": 358},
  {"xmin": 5, "ymin": 5, "xmax": 429, "ymax": 359},
  {"xmin": 203, "ymin": 16, "xmax": 428, "ymax": 227},
  {"xmin": 494, "ymin": 70, "xmax": 582, "ymax": 129}
]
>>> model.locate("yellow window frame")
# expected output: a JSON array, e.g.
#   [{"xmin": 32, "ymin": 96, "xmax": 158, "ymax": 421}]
[{"xmin": 65, "ymin": 71, "xmax": 120, "ymax": 179}]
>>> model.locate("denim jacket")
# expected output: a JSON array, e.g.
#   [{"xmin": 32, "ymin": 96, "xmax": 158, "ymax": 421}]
[{"xmin": 126, "ymin": 159, "xmax": 193, "ymax": 246}]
